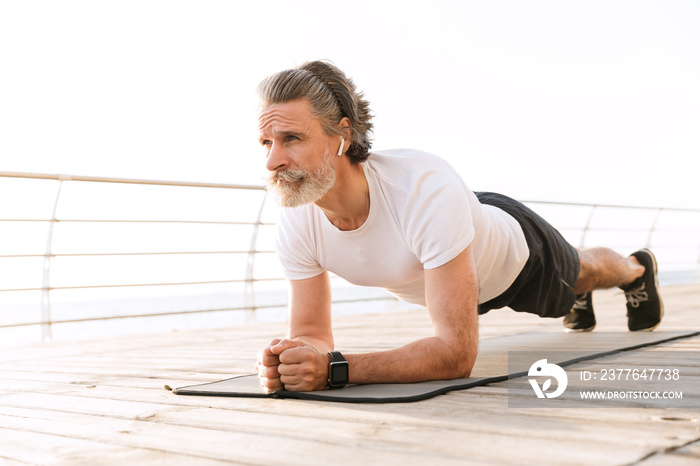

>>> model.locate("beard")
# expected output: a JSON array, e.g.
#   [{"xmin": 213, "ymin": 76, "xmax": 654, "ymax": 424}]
[{"xmin": 265, "ymin": 155, "xmax": 336, "ymax": 208}]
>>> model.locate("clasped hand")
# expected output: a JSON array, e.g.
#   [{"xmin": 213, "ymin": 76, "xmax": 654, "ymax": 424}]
[{"xmin": 255, "ymin": 339, "xmax": 329, "ymax": 393}]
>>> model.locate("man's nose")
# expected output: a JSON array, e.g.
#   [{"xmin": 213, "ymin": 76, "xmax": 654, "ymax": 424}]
[{"xmin": 265, "ymin": 143, "xmax": 288, "ymax": 172}]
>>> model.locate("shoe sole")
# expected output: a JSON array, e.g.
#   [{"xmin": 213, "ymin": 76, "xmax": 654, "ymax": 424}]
[
  {"xmin": 564, "ymin": 324, "xmax": 596, "ymax": 333},
  {"xmin": 630, "ymin": 248, "xmax": 665, "ymax": 332}
]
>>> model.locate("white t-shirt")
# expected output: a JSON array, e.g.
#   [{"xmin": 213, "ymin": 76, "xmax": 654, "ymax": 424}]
[{"xmin": 276, "ymin": 149, "xmax": 529, "ymax": 305}]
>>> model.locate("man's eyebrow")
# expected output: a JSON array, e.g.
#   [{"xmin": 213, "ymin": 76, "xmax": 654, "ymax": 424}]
[{"xmin": 258, "ymin": 130, "xmax": 306, "ymax": 143}]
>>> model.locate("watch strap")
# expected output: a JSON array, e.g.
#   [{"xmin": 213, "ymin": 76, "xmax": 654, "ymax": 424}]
[
  {"xmin": 327, "ymin": 351, "xmax": 349, "ymax": 389},
  {"xmin": 328, "ymin": 351, "xmax": 346, "ymax": 363}
]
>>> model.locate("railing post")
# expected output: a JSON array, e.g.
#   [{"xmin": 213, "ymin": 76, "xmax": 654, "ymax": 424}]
[
  {"xmin": 244, "ymin": 190, "xmax": 268, "ymax": 323},
  {"xmin": 645, "ymin": 208, "xmax": 664, "ymax": 249},
  {"xmin": 41, "ymin": 177, "xmax": 68, "ymax": 341},
  {"xmin": 579, "ymin": 205, "xmax": 597, "ymax": 249}
]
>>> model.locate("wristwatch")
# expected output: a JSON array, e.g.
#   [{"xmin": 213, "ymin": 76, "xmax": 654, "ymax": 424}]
[{"xmin": 327, "ymin": 351, "xmax": 349, "ymax": 389}]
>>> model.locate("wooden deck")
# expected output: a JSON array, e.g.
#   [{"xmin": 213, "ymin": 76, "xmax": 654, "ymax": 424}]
[{"xmin": 2, "ymin": 284, "xmax": 699, "ymax": 465}]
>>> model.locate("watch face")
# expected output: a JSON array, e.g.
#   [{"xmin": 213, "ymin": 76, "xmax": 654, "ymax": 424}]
[{"xmin": 330, "ymin": 361, "xmax": 349, "ymax": 386}]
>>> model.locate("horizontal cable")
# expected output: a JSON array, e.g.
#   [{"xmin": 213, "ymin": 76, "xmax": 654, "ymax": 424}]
[
  {"xmin": 557, "ymin": 226, "xmax": 700, "ymax": 233},
  {"xmin": 0, "ymin": 277, "xmax": 286, "ymax": 293},
  {"xmin": 576, "ymin": 245, "xmax": 700, "ymax": 252},
  {"xmin": 0, "ymin": 171, "xmax": 266, "ymax": 190},
  {"xmin": 0, "ymin": 218, "xmax": 276, "ymax": 226},
  {"xmin": 0, "ymin": 250, "xmax": 276, "ymax": 259},
  {"xmin": 0, "ymin": 296, "xmax": 397, "ymax": 328},
  {"xmin": 522, "ymin": 200, "xmax": 700, "ymax": 214}
]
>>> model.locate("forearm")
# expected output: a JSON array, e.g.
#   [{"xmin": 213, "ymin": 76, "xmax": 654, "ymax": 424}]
[
  {"xmin": 286, "ymin": 272, "xmax": 334, "ymax": 355},
  {"xmin": 270, "ymin": 248, "xmax": 481, "ymax": 390},
  {"xmin": 346, "ymin": 335, "xmax": 477, "ymax": 384}
]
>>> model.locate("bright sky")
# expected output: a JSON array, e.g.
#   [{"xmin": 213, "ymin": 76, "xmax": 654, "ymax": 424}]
[{"xmin": 2, "ymin": 0, "xmax": 699, "ymax": 208}]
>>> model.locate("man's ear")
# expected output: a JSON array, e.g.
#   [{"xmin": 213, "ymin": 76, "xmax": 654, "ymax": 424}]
[{"xmin": 337, "ymin": 117, "xmax": 353, "ymax": 141}]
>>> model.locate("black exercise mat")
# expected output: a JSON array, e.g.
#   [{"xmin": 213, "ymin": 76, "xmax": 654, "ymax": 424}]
[{"xmin": 172, "ymin": 330, "xmax": 699, "ymax": 403}]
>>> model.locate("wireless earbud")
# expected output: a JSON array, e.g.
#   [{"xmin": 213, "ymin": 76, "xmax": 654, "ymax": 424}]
[{"xmin": 338, "ymin": 137, "xmax": 345, "ymax": 156}]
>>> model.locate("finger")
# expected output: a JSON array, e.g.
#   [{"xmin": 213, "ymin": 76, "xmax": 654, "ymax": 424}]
[
  {"xmin": 269, "ymin": 338, "xmax": 307, "ymax": 355},
  {"xmin": 278, "ymin": 345, "xmax": 318, "ymax": 365},
  {"xmin": 277, "ymin": 362, "xmax": 312, "ymax": 381},
  {"xmin": 278, "ymin": 361, "xmax": 324, "ymax": 390},
  {"xmin": 280, "ymin": 382, "xmax": 308, "ymax": 392},
  {"xmin": 257, "ymin": 345, "xmax": 281, "ymax": 365},
  {"xmin": 259, "ymin": 352, "xmax": 281, "ymax": 367},
  {"xmin": 259, "ymin": 376, "xmax": 283, "ymax": 394},
  {"xmin": 257, "ymin": 364, "xmax": 280, "ymax": 380},
  {"xmin": 262, "ymin": 341, "xmax": 283, "ymax": 357},
  {"xmin": 257, "ymin": 338, "xmax": 284, "ymax": 362},
  {"xmin": 277, "ymin": 362, "xmax": 296, "ymax": 376},
  {"xmin": 279, "ymin": 372, "xmax": 306, "ymax": 388},
  {"xmin": 279, "ymin": 376, "xmax": 321, "ymax": 393}
]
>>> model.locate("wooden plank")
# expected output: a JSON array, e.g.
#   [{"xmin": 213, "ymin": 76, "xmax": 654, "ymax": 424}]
[
  {"xmin": 0, "ymin": 427, "xmax": 232, "ymax": 465},
  {"xmin": 0, "ymin": 407, "xmax": 487, "ymax": 466},
  {"xmin": 0, "ymin": 283, "xmax": 698, "ymax": 465},
  {"xmin": 636, "ymin": 439, "xmax": 700, "ymax": 465},
  {"xmin": 1, "ymin": 377, "xmax": 698, "ymax": 466}
]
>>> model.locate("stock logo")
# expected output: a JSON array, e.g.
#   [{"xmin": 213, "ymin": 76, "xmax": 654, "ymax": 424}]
[{"xmin": 528, "ymin": 359, "xmax": 568, "ymax": 399}]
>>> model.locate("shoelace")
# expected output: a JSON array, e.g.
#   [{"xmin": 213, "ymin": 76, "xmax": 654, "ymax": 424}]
[
  {"xmin": 624, "ymin": 282, "xmax": 648, "ymax": 308},
  {"xmin": 572, "ymin": 293, "xmax": 589, "ymax": 311}
]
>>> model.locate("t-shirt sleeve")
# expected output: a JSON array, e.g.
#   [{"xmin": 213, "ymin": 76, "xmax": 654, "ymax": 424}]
[
  {"xmin": 401, "ymin": 162, "xmax": 475, "ymax": 270},
  {"xmin": 275, "ymin": 208, "xmax": 326, "ymax": 280}
]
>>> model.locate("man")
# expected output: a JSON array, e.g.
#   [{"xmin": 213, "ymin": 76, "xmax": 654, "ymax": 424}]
[{"xmin": 255, "ymin": 60, "xmax": 663, "ymax": 393}]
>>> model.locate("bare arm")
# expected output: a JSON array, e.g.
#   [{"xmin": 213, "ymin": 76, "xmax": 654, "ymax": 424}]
[
  {"xmin": 256, "ymin": 271, "xmax": 333, "ymax": 392},
  {"xmin": 287, "ymin": 270, "xmax": 334, "ymax": 352},
  {"xmin": 257, "ymin": 246, "xmax": 480, "ymax": 391},
  {"xmin": 347, "ymin": 245, "xmax": 479, "ymax": 383}
]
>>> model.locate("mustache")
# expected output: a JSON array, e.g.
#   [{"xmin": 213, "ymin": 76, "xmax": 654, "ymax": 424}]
[{"xmin": 266, "ymin": 168, "xmax": 308, "ymax": 185}]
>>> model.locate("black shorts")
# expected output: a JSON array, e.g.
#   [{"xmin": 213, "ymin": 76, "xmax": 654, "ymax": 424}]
[{"xmin": 476, "ymin": 192, "xmax": 580, "ymax": 318}]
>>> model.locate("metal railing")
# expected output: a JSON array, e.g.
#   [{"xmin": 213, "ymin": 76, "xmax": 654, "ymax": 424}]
[
  {"xmin": 522, "ymin": 199, "xmax": 700, "ymax": 254},
  {"xmin": 1, "ymin": 171, "xmax": 699, "ymax": 340},
  {"xmin": 0, "ymin": 171, "xmax": 400, "ymax": 340}
]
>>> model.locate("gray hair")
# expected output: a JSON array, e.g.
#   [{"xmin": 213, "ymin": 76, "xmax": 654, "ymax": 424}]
[{"xmin": 257, "ymin": 60, "xmax": 374, "ymax": 164}]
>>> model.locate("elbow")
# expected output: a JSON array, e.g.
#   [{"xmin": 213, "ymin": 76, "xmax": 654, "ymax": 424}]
[
  {"xmin": 440, "ymin": 342, "xmax": 477, "ymax": 379},
  {"xmin": 451, "ymin": 338, "xmax": 479, "ymax": 379},
  {"xmin": 432, "ymin": 332, "xmax": 479, "ymax": 380},
  {"xmin": 440, "ymin": 357, "xmax": 473, "ymax": 380},
  {"xmin": 455, "ymin": 355, "xmax": 476, "ymax": 379}
]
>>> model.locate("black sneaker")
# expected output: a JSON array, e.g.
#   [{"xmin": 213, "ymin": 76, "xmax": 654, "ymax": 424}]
[
  {"xmin": 622, "ymin": 249, "xmax": 664, "ymax": 331},
  {"xmin": 563, "ymin": 292, "xmax": 596, "ymax": 332}
]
